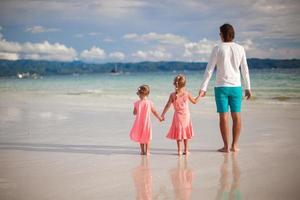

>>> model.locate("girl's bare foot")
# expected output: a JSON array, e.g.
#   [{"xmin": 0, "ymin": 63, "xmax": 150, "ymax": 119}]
[
  {"xmin": 230, "ymin": 147, "xmax": 240, "ymax": 152},
  {"xmin": 140, "ymin": 152, "xmax": 145, "ymax": 155},
  {"xmin": 183, "ymin": 151, "xmax": 190, "ymax": 155},
  {"xmin": 178, "ymin": 151, "xmax": 183, "ymax": 156},
  {"xmin": 146, "ymin": 152, "xmax": 151, "ymax": 156},
  {"xmin": 218, "ymin": 147, "xmax": 230, "ymax": 153}
]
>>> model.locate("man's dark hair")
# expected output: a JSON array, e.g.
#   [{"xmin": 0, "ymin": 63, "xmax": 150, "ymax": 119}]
[{"xmin": 220, "ymin": 23, "xmax": 235, "ymax": 42}]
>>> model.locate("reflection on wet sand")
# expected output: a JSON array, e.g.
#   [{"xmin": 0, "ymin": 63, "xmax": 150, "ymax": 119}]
[
  {"xmin": 215, "ymin": 153, "xmax": 241, "ymax": 200},
  {"xmin": 132, "ymin": 156, "xmax": 152, "ymax": 200},
  {"xmin": 169, "ymin": 156, "xmax": 193, "ymax": 200}
]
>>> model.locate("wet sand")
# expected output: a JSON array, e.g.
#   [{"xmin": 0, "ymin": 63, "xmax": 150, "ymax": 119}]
[{"xmin": 0, "ymin": 93, "xmax": 300, "ymax": 199}]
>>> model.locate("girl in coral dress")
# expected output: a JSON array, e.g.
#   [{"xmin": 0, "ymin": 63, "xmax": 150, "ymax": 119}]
[
  {"xmin": 130, "ymin": 85, "xmax": 162, "ymax": 155},
  {"xmin": 161, "ymin": 74, "xmax": 200, "ymax": 155}
]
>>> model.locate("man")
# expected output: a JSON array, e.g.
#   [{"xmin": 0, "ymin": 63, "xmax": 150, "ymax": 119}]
[{"xmin": 199, "ymin": 23, "xmax": 252, "ymax": 153}]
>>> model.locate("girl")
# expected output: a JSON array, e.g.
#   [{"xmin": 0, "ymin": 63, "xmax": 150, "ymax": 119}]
[
  {"xmin": 161, "ymin": 74, "xmax": 200, "ymax": 155},
  {"xmin": 130, "ymin": 85, "xmax": 162, "ymax": 155}
]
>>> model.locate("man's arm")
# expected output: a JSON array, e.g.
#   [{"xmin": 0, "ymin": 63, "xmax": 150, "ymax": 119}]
[
  {"xmin": 199, "ymin": 46, "xmax": 218, "ymax": 96},
  {"xmin": 241, "ymin": 49, "xmax": 251, "ymax": 99}
]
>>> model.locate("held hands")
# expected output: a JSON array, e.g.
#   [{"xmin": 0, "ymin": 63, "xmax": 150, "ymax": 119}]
[
  {"xmin": 158, "ymin": 116, "xmax": 164, "ymax": 122},
  {"xmin": 198, "ymin": 89, "xmax": 206, "ymax": 97},
  {"xmin": 160, "ymin": 114, "xmax": 165, "ymax": 122},
  {"xmin": 195, "ymin": 94, "xmax": 201, "ymax": 102}
]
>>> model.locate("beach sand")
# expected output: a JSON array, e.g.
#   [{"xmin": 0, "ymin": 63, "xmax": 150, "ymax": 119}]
[{"xmin": 0, "ymin": 93, "xmax": 300, "ymax": 199}]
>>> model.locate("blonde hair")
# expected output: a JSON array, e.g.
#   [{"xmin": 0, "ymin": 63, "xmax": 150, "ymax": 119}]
[
  {"xmin": 137, "ymin": 85, "xmax": 150, "ymax": 96},
  {"xmin": 173, "ymin": 74, "xmax": 186, "ymax": 93}
]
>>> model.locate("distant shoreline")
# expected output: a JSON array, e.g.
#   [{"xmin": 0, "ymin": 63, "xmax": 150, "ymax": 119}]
[{"xmin": 0, "ymin": 58, "xmax": 299, "ymax": 77}]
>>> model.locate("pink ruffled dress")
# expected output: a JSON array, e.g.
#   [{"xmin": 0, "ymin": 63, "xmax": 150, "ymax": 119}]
[
  {"xmin": 166, "ymin": 92, "xmax": 194, "ymax": 140},
  {"xmin": 130, "ymin": 99, "xmax": 153, "ymax": 144}
]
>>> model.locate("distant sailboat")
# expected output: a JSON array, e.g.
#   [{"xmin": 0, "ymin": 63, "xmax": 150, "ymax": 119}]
[{"xmin": 110, "ymin": 65, "xmax": 121, "ymax": 75}]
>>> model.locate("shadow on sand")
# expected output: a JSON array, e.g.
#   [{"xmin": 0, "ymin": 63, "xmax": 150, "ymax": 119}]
[{"xmin": 0, "ymin": 142, "xmax": 217, "ymax": 155}]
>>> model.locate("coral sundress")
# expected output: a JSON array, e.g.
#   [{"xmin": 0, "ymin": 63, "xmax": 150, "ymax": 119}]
[
  {"xmin": 166, "ymin": 92, "xmax": 194, "ymax": 140},
  {"xmin": 130, "ymin": 99, "xmax": 153, "ymax": 144}
]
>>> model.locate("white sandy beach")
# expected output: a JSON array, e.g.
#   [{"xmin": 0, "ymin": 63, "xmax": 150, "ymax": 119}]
[{"xmin": 0, "ymin": 92, "xmax": 300, "ymax": 200}]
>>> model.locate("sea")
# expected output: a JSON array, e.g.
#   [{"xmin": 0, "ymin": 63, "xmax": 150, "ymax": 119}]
[{"xmin": 0, "ymin": 68, "xmax": 299, "ymax": 105}]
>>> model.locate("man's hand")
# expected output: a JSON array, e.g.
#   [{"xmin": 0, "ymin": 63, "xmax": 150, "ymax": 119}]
[
  {"xmin": 245, "ymin": 89, "xmax": 252, "ymax": 100},
  {"xmin": 198, "ymin": 89, "xmax": 206, "ymax": 97}
]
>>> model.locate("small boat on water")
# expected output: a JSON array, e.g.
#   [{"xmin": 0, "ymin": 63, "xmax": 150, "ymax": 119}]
[
  {"xmin": 17, "ymin": 72, "xmax": 30, "ymax": 79},
  {"xmin": 17, "ymin": 72, "xmax": 42, "ymax": 79},
  {"xmin": 110, "ymin": 65, "xmax": 122, "ymax": 75}
]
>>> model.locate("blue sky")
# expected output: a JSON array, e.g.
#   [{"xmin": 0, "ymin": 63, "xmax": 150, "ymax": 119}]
[{"xmin": 0, "ymin": 0, "xmax": 299, "ymax": 62}]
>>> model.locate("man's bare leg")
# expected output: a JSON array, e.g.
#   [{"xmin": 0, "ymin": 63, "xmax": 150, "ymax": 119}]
[
  {"xmin": 231, "ymin": 112, "xmax": 241, "ymax": 152},
  {"xmin": 218, "ymin": 112, "xmax": 230, "ymax": 153}
]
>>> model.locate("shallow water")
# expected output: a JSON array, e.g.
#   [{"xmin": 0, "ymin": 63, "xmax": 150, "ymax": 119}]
[{"xmin": 0, "ymin": 68, "xmax": 299, "ymax": 104}]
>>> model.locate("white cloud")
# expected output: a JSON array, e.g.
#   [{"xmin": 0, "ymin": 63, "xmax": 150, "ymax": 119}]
[
  {"xmin": 239, "ymin": 39, "xmax": 300, "ymax": 59},
  {"xmin": 89, "ymin": 0, "xmax": 148, "ymax": 18},
  {"xmin": 25, "ymin": 26, "xmax": 60, "ymax": 34},
  {"xmin": 123, "ymin": 33, "xmax": 138, "ymax": 40},
  {"xmin": 74, "ymin": 33, "xmax": 84, "ymax": 38},
  {"xmin": 74, "ymin": 32, "xmax": 102, "ymax": 38},
  {"xmin": 109, "ymin": 52, "xmax": 125, "ymax": 60},
  {"xmin": 183, "ymin": 38, "xmax": 217, "ymax": 61},
  {"xmin": 267, "ymin": 48, "xmax": 300, "ymax": 59},
  {"xmin": 88, "ymin": 32, "xmax": 101, "ymax": 36},
  {"xmin": 0, "ymin": 52, "xmax": 19, "ymax": 60},
  {"xmin": 80, "ymin": 47, "xmax": 126, "ymax": 62},
  {"xmin": 0, "ymin": 33, "xmax": 77, "ymax": 61},
  {"xmin": 0, "ymin": 28, "xmax": 127, "ymax": 62},
  {"xmin": 80, "ymin": 46, "xmax": 106, "ymax": 61},
  {"xmin": 124, "ymin": 32, "xmax": 188, "ymax": 45},
  {"xmin": 104, "ymin": 38, "xmax": 115, "ymax": 42},
  {"xmin": 239, "ymin": 39, "xmax": 254, "ymax": 51},
  {"xmin": 22, "ymin": 41, "xmax": 76, "ymax": 61},
  {"xmin": 132, "ymin": 48, "xmax": 172, "ymax": 61}
]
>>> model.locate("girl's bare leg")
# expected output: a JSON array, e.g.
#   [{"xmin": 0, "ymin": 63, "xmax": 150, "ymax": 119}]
[
  {"xmin": 183, "ymin": 139, "xmax": 190, "ymax": 155},
  {"xmin": 140, "ymin": 144, "xmax": 145, "ymax": 155},
  {"xmin": 177, "ymin": 140, "xmax": 182, "ymax": 155},
  {"xmin": 145, "ymin": 143, "xmax": 150, "ymax": 155}
]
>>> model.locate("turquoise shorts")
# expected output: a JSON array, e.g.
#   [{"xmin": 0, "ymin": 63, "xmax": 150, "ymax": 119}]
[{"xmin": 214, "ymin": 87, "xmax": 242, "ymax": 113}]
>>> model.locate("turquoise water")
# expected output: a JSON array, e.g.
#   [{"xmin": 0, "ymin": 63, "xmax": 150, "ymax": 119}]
[{"xmin": 0, "ymin": 68, "xmax": 299, "ymax": 103}]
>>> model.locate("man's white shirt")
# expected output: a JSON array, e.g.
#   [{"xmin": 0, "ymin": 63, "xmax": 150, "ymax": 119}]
[{"xmin": 200, "ymin": 42, "xmax": 251, "ymax": 91}]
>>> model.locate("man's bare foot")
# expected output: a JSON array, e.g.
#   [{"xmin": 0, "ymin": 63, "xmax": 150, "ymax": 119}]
[
  {"xmin": 178, "ymin": 151, "xmax": 183, "ymax": 156},
  {"xmin": 146, "ymin": 152, "xmax": 151, "ymax": 156},
  {"xmin": 217, "ymin": 147, "xmax": 230, "ymax": 153},
  {"xmin": 183, "ymin": 151, "xmax": 190, "ymax": 155},
  {"xmin": 140, "ymin": 152, "xmax": 145, "ymax": 155},
  {"xmin": 230, "ymin": 147, "xmax": 240, "ymax": 152}
]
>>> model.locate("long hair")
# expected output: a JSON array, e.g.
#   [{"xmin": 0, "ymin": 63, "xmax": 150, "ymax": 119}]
[{"xmin": 173, "ymin": 74, "xmax": 186, "ymax": 94}]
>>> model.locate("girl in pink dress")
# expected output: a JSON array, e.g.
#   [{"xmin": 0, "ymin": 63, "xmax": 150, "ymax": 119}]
[
  {"xmin": 161, "ymin": 74, "xmax": 200, "ymax": 155},
  {"xmin": 130, "ymin": 85, "xmax": 162, "ymax": 155}
]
